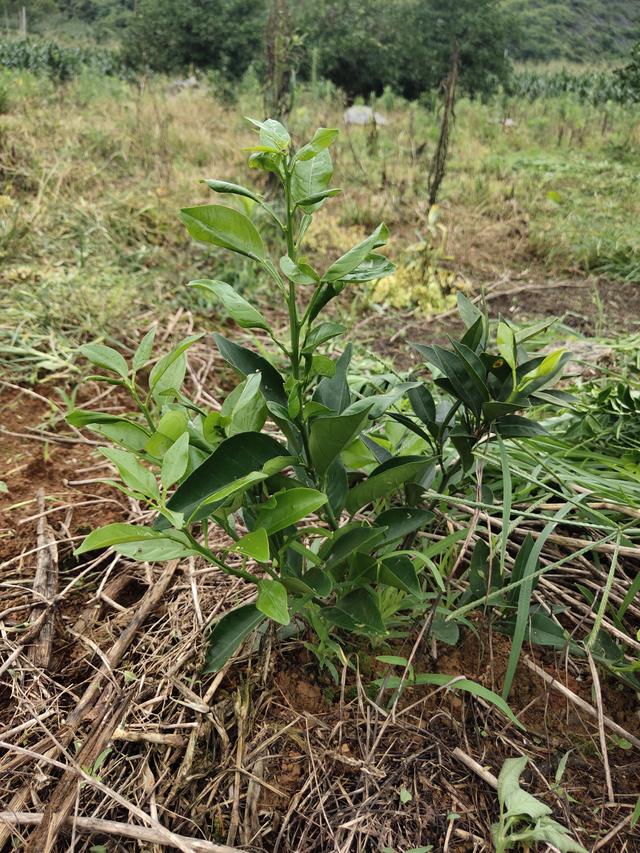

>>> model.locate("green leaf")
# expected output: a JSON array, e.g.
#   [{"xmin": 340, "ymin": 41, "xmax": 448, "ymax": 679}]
[
  {"xmin": 79, "ymin": 343, "xmax": 128, "ymax": 379},
  {"xmin": 291, "ymin": 148, "xmax": 333, "ymax": 211},
  {"xmin": 294, "ymin": 127, "xmax": 339, "ymax": 162},
  {"xmin": 101, "ymin": 447, "xmax": 158, "ymax": 499},
  {"xmin": 380, "ymin": 673, "xmax": 524, "ymax": 730},
  {"xmin": 499, "ymin": 757, "xmax": 551, "ymax": 820},
  {"xmin": 232, "ymin": 528, "xmax": 270, "ymax": 563},
  {"xmin": 132, "ymin": 328, "xmax": 156, "ymax": 372},
  {"xmin": 203, "ymin": 178, "xmax": 263, "ymax": 204},
  {"xmin": 313, "ymin": 345, "xmax": 351, "ymax": 413},
  {"xmin": 115, "ymin": 538, "xmax": 194, "ymax": 560},
  {"xmin": 408, "ymin": 386, "xmax": 436, "ymax": 427},
  {"xmin": 149, "ymin": 334, "xmax": 202, "ymax": 394},
  {"xmin": 482, "ymin": 401, "xmax": 523, "ymax": 422},
  {"xmin": 296, "ymin": 187, "xmax": 342, "ymax": 210},
  {"xmin": 203, "ymin": 604, "xmax": 266, "ymax": 673},
  {"xmin": 327, "ymin": 588, "xmax": 386, "ymax": 635},
  {"xmin": 346, "ymin": 458, "xmax": 430, "ymax": 514},
  {"xmin": 324, "ymin": 223, "xmax": 389, "ymax": 282},
  {"xmin": 303, "ymin": 322, "xmax": 345, "ymax": 354},
  {"xmin": 257, "ymin": 579, "xmax": 290, "ymax": 625},
  {"xmin": 161, "ymin": 433, "xmax": 190, "ymax": 490},
  {"xmin": 76, "ymin": 523, "xmax": 187, "ymax": 555},
  {"xmin": 255, "ymin": 488, "xmax": 328, "ymax": 534},
  {"xmin": 161, "ymin": 432, "xmax": 288, "ymax": 525},
  {"xmin": 309, "ymin": 406, "xmax": 371, "ymax": 477},
  {"xmin": 214, "ymin": 334, "xmax": 287, "ymax": 406},
  {"xmin": 496, "ymin": 321, "xmax": 517, "ymax": 370},
  {"xmin": 319, "ymin": 524, "xmax": 387, "ymax": 570},
  {"xmin": 457, "ymin": 292, "xmax": 482, "ymax": 328},
  {"xmin": 67, "ymin": 412, "xmax": 151, "ymax": 452},
  {"xmin": 280, "ymin": 255, "xmax": 319, "ymax": 284},
  {"xmin": 247, "ymin": 117, "xmax": 291, "ymax": 152},
  {"xmin": 495, "ymin": 415, "xmax": 547, "ymax": 438},
  {"xmin": 374, "ymin": 507, "xmax": 433, "ymax": 542},
  {"xmin": 180, "ymin": 204, "xmax": 265, "ymax": 260},
  {"xmin": 340, "ymin": 253, "xmax": 395, "ymax": 282},
  {"xmin": 228, "ymin": 372, "xmax": 267, "ymax": 436},
  {"xmin": 188, "ymin": 280, "xmax": 270, "ymax": 331},
  {"xmin": 378, "ymin": 555, "xmax": 420, "ymax": 594}
]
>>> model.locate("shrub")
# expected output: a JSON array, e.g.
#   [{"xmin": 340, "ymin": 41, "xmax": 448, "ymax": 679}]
[{"xmin": 70, "ymin": 118, "xmax": 569, "ymax": 678}]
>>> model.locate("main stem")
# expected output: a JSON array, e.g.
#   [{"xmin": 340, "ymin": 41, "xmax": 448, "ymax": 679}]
[{"xmin": 283, "ymin": 161, "xmax": 311, "ymax": 464}]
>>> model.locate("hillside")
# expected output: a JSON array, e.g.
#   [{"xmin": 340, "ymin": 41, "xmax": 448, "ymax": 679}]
[{"xmin": 506, "ymin": 0, "xmax": 640, "ymax": 62}]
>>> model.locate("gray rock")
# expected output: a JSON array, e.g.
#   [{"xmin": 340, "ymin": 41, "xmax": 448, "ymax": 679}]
[
  {"xmin": 169, "ymin": 76, "xmax": 200, "ymax": 94},
  {"xmin": 343, "ymin": 105, "xmax": 389, "ymax": 126}
]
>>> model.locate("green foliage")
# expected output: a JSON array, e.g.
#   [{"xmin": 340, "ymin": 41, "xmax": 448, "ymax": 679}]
[
  {"xmin": 121, "ymin": 0, "xmax": 265, "ymax": 77},
  {"xmin": 296, "ymin": 0, "xmax": 514, "ymax": 98},
  {"xmin": 505, "ymin": 0, "xmax": 640, "ymax": 63},
  {"xmin": 492, "ymin": 757, "xmax": 587, "ymax": 852},
  {"xmin": 70, "ymin": 117, "xmax": 568, "ymax": 685},
  {"xmin": 0, "ymin": 35, "xmax": 124, "ymax": 79}
]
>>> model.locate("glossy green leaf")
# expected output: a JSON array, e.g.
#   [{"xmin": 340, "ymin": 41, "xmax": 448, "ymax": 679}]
[
  {"xmin": 256, "ymin": 579, "xmax": 290, "ymax": 625},
  {"xmin": 203, "ymin": 178, "xmax": 263, "ymax": 204},
  {"xmin": 378, "ymin": 555, "xmax": 420, "ymax": 594},
  {"xmin": 180, "ymin": 204, "xmax": 265, "ymax": 260},
  {"xmin": 407, "ymin": 386, "xmax": 436, "ymax": 427},
  {"xmin": 326, "ymin": 588, "xmax": 386, "ymax": 635},
  {"xmin": 291, "ymin": 148, "xmax": 333, "ymax": 211},
  {"xmin": 255, "ymin": 488, "xmax": 327, "ymax": 534},
  {"xmin": 232, "ymin": 528, "xmax": 270, "ymax": 563},
  {"xmin": 101, "ymin": 447, "xmax": 158, "ymax": 498},
  {"xmin": 149, "ymin": 334, "xmax": 202, "ymax": 393},
  {"xmin": 313, "ymin": 345, "xmax": 351, "ymax": 413},
  {"xmin": 309, "ymin": 406, "xmax": 371, "ymax": 477},
  {"xmin": 296, "ymin": 187, "xmax": 342, "ymax": 210},
  {"xmin": 76, "ymin": 523, "xmax": 187, "ymax": 555},
  {"xmin": 457, "ymin": 292, "xmax": 482, "ymax": 328},
  {"xmin": 247, "ymin": 117, "xmax": 291, "ymax": 152},
  {"xmin": 228, "ymin": 372, "xmax": 267, "ymax": 436},
  {"xmin": 302, "ymin": 322, "xmax": 345, "ymax": 354},
  {"xmin": 189, "ymin": 280, "xmax": 270, "ymax": 332},
  {"xmin": 495, "ymin": 415, "xmax": 547, "ymax": 438},
  {"xmin": 79, "ymin": 343, "xmax": 128, "ymax": 379},
  {"xmin": 340, "ymin": 253, "xmax": 395, "ymax": 282},
  {"xmin": 203, "ymin": 604, "xmax": 266, "ymax": 673},
  {"xmin": 294, "ymin": 127, "xmax": 339, "ymax": 162},
  {"xmin": 496, "ymin": 321, "xmax": 517, "ymax": 370},
  {"xmin": 374, "ymin": 507, "xmax": 433, "ymax": 542},
  {"xmin": 214, "ymin": 334, "xmax": 287, "ymax": 406},
  {"xmin": 161, "ymin": 432, "xmax": 288, "ymax": 525},
  {"xmin": 132, "ymin": 328, "xmax": 156, "ymax": 371},
  {"xmin": 346, "ymin": 458, "xmax": 430, "ymax": 514},
  {"xmin": 161, "ymin": 433, "xmax": 190, "ymax": 490},
  {"xmin": 324, "ymin": 223, "xmax": 389, "ymax": 282}
]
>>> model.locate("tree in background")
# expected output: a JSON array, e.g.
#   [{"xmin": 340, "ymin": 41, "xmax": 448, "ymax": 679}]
[
  {"xmin": 295, "ymin": 0, "xmax": 513, "ymax": 99},
  {"xmin": 295, "ymin": 0, "xmax": 399, "ymax": 98},
  {"xmin": 264, "ymin": 0, "xmax": 302, "ymax": 120},
  {"xmin": 122, "ymin": 0, "xmax": 265, "ymax": 76}
]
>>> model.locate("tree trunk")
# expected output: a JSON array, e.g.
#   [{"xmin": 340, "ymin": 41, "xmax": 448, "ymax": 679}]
[{"xmin": 427, "ymin": 44, "xmax": 460, "ymax": 208}]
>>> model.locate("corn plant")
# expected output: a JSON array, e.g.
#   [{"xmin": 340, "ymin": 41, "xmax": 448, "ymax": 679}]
[{"xmin": 70, "ymin": 118, "xmax": 436, "ymax": 676}]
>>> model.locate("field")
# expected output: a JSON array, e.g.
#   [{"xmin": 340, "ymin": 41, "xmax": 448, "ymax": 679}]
[{"xmin": 1, "ymin": 66, "xmax": 640, "ymax": 853}]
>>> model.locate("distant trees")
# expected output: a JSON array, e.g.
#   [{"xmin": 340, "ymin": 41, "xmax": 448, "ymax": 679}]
[
  {"xmin": 121, "ymin": 0, "xmax": 266, "ymax": 76},
  {"xmin": 294, "ymin": 0, "xmax": 514, "ymax": 99}
]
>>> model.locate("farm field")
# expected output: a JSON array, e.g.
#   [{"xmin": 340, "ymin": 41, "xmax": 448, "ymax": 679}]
[{"xmin": 1, "ymin": 40, "xmax": 640, "ymax": 853}]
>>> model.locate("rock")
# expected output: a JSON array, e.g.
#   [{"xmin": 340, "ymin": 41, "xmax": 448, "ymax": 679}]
[
  {"xmin": 169, "ymin": 76, "xmax": 200, "ymax": 94},
  {"xmin": 343, "ymin": 105, "xmax": 389, "ymax": 126}
]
